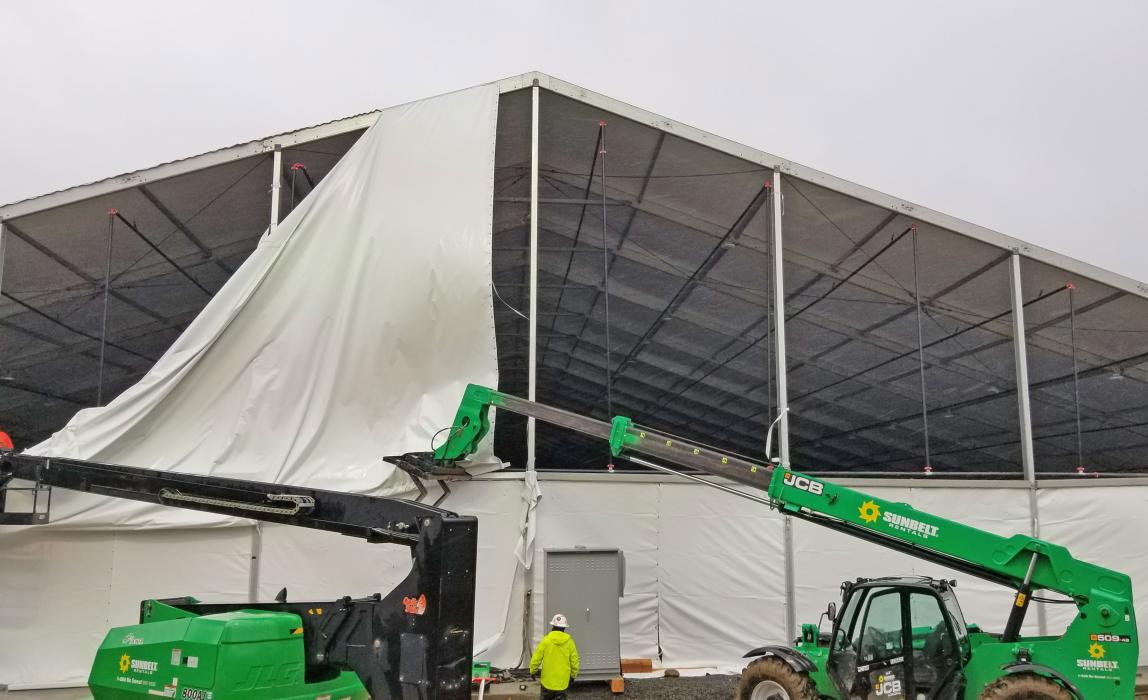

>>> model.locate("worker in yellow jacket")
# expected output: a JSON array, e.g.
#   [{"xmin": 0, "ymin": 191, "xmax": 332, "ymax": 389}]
[{"xmin": 530, "ymin": 613, "xmax": 580, "ymax": 699}]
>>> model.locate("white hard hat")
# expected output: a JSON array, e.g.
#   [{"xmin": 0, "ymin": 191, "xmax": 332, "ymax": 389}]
[{"xmin": 550, "ymin": 613, "xmax": 569, "ymax": 629}]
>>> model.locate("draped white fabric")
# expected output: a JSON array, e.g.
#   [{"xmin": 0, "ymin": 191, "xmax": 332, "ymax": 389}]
[
  {"xmin": 20, "ymin": 82, "xmax": 501, "ymax": 527},
  {"xmin": 0, "ymin": 82, "xmax": 506, "ymax": 688}
]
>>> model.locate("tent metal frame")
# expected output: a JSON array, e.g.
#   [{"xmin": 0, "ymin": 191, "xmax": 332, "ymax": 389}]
[{"xmin": 2, "ymin": 71, "xmax": 1146, "ymax": 470}]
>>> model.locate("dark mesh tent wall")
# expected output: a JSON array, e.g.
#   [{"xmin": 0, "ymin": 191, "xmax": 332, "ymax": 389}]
[
  {"xmin": 1022, "ymin": 259, "xmax": 1148, "ymax": 473},
  {"xmin": 781, "ymin": 176, "xmax": 1021, "ymax": 475},
  {"xmin": 492, "ymin": 89, "xmax": 778, "ymax": 470},
  {"xmin": 489, "ymin": 85, "xmax": 1148, "ymax": 477}
]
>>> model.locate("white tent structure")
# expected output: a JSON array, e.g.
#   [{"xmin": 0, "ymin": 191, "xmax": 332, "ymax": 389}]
[{"xmin": 2, "ymin": 72, "xmax": 1147, "ymax": 689}]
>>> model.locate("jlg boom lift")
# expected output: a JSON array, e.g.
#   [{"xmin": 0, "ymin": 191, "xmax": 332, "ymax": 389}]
[
  {"xmin": 393, "ymin": 384, "xmax": 1138, "ymax": 700},
  {"xmin": 0, "ymin": 449, "xmax": 478, "ymax": 700}
]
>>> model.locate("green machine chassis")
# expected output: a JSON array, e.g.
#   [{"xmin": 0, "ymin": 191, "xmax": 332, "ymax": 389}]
[{"xmin": 393, "ymin": 384, "xmax": 1139, "ymax": 699}]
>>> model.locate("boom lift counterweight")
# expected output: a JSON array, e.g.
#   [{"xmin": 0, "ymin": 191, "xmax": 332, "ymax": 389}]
[{"xmin": 393, "ymin": 384, "xmax": 1138, "ymax": 700}]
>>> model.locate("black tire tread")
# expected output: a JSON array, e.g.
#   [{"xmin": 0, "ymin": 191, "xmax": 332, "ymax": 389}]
[
  {"xmin": 979, "ymin": 673, "xmax": 1073, "ymax": 700},
  {"xmin": 734, "ymin": 656, "xmax": 819, "ymax": 700}
]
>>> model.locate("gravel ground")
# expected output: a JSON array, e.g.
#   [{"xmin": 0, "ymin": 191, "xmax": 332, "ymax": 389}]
[
  {"xmin": 568, "ymin": 675, "xmax": 738, "ymax": 699},
  {"xmin": 563, "ymin": 674, "xmax": 1148, "ymax": 700},
  {"xmin": 4, "ymin": 675, "xmax": 1146, "ymax": 699}
]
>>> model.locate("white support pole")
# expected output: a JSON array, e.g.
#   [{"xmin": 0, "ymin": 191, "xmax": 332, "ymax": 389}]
[
  {"xmin": 771, "ymin": 170, "xmax": 790, "ymax": 467},
  {"xmin": 1010, "ymin": 251, "xmax": 1036, "ymax": 485},
  {"xmin": 270, "ymin": 146, "xmax": 283, "ymax": 233},
  {"xmin": 783, "ymin": 516, "xmax": 797, "ymax": 641},
  {"xmin": 771, "ymin": 170, "xmax": 797, "ymax": 640},
  {"xmin": 248, "ymin": 523, "xmax": 263, "ymax": 601},
  {"xmin": 527, "ymin": 84, "xmax": 540, "ymax": 471},
  {"xmin": 0, "ymin": 220, "xmax": 7, "ymax": 296},
  {"xmin": 1009, "ymin": 250, "xmax": 1046, "ymax": 634}
]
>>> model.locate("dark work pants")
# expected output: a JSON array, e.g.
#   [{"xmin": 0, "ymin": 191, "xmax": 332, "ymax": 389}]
[{"xmin": 541, "ymin": 688, "xmax": 568, "ymax": 700}]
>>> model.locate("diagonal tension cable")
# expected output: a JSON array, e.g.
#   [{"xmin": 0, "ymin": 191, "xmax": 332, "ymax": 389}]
[
  {"xmin": 114, "ymin": 212, "xmax": 211, "ymax": 296},
  {"xmin": 539, "ymin": 128, "xmax": 605, "ymax": 369},
  {"xmin": 786, "ymin": 226, "xmax": 914, "ymax": 323},
  {"xmin": 790, "ymin": 284, "xmax": 1070, "ymax": 404},
  {"xmin": 1, "ymin": 291, "xmax": 156, "ymax": 363}
]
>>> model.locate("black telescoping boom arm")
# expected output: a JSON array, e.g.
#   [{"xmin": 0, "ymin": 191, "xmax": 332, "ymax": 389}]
[{"xmin": 0, "ymin": 451, "xmax": 478, "ymax": 700}]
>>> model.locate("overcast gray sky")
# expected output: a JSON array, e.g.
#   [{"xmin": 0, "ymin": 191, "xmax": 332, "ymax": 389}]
[{"xmin": 2, "ymin": 1, "xmax": 1146, "ymax": 282}]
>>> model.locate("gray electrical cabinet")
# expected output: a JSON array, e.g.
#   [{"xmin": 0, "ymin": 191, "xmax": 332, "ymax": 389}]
[{"xmin": 544, "ymin": 548, "xmax": 625, "ymax": 682}]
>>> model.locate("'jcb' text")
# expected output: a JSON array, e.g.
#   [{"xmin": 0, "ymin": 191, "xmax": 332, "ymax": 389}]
[{"xmin": 782, "ymin": 472, "xmax": 824, "ymax": 495}]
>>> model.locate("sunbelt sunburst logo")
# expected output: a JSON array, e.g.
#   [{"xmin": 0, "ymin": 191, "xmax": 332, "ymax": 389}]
[
  {"xmin": 1077, "ymin": 641, "xmax": 1118, "ymax": 673},
  {"xmin": 859, "ymin": 500, "xmax": 881, "ymax": 523}
]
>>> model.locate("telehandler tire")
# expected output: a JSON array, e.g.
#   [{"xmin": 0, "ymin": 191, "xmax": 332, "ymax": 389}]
[
  {"xmin": 979, "ymin": 673, "xmax": 1073, "ymax": 700},
  {"xmin": 735, "ymin": 657, "xmax": 818, "ymax": 700}
]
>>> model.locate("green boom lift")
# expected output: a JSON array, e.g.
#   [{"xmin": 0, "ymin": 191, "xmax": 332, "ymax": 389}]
[
  {"xmin": 0, "ymin": 451, "xmax": 478, "ymax": 700},
  {"xmin": 393, "ymin": 384, "xmax": 1139, "ymax": 700}
]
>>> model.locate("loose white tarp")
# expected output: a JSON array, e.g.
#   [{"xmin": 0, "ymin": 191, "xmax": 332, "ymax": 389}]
[
  {"xmin": 19, "ymin": 82, "xmax": 502, "ymax": 526},
  {"xmin": 0, "ymin": 82, "xmax": 507, "ymax": 687}
]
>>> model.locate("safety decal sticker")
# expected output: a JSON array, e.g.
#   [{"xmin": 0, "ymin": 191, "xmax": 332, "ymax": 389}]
[
  {"xmin": 403, "ymin": 593, "xmax": 428, "ymax": 615},
  {"xmin": 1091, "ymin": 633, "xmax": 1132, "ymax": 643},
  {"xmin": 872, "ymin": 665, "xmax": 900, "ymax": 693}
]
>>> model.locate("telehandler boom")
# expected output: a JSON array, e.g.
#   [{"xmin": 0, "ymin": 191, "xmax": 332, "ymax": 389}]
[{"xmin": 394, "ymin": 384, "xmax": 1139, "ymax": 700}]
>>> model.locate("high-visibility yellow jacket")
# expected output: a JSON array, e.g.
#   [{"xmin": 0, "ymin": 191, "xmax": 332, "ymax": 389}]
[{"xmin": 530, "ymin": 630, "xmax": 580, "ymax": 691}]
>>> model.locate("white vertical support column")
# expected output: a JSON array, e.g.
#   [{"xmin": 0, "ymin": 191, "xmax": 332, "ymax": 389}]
[
  {"xmin": 1010, "ymin": 251, "xmax": 1036, "ymax": 484},
  {"xmin": 270, "ymin": 146, "xmax": 283, "ymax": 233},
  {"xmin": 1009, "ymin": 250, "xmax": 1046, "ymax": 633},
  {"xmin": 771, "ymin": 170, "xmax": 797, "ymax": 640},
  {"xmin": 248, "ymin": 523, "xmax": 263, "ymax": 601},
  {"xmin": 771, "ymin": 170, "xmax": 790, "ymax": 466},
  {"xmin": 524, "ymin": 85, "xmax": 542, "ymax": 652},
  {"xmin": 0, "ymin": 220, "xmax": 7, "ymax": 297},
  {"xmin": 783, "ymin": 515, "xmax": 797, "ymax": 640},
  {"xmin": 527, "ymin": 84, "xmax": 540, "ymax": 471}
]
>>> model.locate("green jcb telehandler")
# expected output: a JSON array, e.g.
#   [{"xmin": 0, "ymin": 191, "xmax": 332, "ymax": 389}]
[{"xmin": 393, "ymin": 384, "xmax": 1138, "ymax": 700}]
